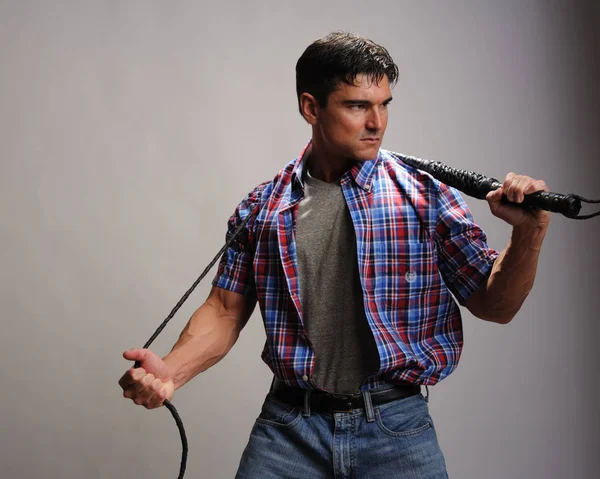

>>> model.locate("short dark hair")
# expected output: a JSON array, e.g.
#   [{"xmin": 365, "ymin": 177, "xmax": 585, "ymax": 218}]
[{"xmin": 295, "ymin": 31, "xmax": 399, "ymax": 115}]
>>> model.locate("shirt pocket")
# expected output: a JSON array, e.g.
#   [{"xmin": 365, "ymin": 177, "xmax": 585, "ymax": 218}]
[{"xmin": 374, "ymin": 241, "xmax": 439, "ymax": 314}]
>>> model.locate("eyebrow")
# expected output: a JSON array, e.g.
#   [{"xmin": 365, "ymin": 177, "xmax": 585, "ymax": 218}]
[{"xmin": 342, "ymin": 97, "xmax": 393, "ymax": 106}]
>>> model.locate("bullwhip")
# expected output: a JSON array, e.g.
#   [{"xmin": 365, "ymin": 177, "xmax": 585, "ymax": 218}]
[
  {"xmin": 130, "ymin": 154, "xmax": 598, "ymax": 479},
  {"xmin": 131, "ymin": 210, "xmax": 256, "ymax": 479},
  {"xmin": 395, "ymin": 153, "xmax": 600, "ymax": 220}
]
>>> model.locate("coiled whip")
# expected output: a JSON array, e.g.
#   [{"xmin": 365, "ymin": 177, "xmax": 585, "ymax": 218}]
[{"xmin": 130, "ymin": 155, "xmax": 598, "ymax": 478}]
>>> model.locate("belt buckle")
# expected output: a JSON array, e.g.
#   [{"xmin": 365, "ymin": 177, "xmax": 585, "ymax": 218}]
[{"xmin": 328, "ymin": 395, "xmax": 355, "ymax": 413}]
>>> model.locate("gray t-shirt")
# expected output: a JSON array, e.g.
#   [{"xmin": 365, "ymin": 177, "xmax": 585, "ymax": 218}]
[{"xmin": 295, "ymin": 170, "xmax": 380, "ymax": 395}]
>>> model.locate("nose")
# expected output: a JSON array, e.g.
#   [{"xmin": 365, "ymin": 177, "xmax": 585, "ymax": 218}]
[{"xmin": 366, "ymin": 107, "xmax": 383, "ymax": 131}]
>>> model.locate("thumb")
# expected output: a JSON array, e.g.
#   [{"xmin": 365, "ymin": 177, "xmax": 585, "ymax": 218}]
[
  {"xmin": 123, "ymin": 348, "xmax": 146, "ymax": 362},
  {"xmin": 123, "ymin": 348, "xmax": 171, "ymax": 381}
]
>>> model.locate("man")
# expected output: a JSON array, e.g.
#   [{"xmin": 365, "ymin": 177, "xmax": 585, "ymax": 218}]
[{"xmin": 119, "ymin": 32, "xmax": 550, "ymax": 478}]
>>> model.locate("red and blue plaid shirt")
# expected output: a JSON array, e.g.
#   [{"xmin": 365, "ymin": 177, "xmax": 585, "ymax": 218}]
[{"xmin": 213, "ymin": 143, "xmax": 498, "ymax": 390}]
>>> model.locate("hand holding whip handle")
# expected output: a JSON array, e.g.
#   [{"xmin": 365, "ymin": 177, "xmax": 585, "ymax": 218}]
[{"xmin": 397, "ymin": 155, "xmax": 598, "ymax": 220}]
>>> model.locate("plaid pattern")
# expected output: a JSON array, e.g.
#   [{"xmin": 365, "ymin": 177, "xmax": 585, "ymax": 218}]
[{"xmin": 213, "ymin": 143, "xmax": 498, "ymax": 390}]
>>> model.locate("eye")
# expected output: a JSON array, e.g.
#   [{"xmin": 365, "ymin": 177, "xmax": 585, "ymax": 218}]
[{"xmin": 349, "ymin": 104, "xmax": 365, "ymax": 110}]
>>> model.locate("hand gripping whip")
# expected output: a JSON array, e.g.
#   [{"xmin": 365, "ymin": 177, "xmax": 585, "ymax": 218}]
[
  {"xmin": 131, "ymin": 154, "xmax": 598, "ymax": 478},
  {"xmin": 131, "ymin": 209, "xmax": 256, "ymax": 479},
  {"xmin": 396, "ymin": 153, "xmax": 600, "ymax": 220}
]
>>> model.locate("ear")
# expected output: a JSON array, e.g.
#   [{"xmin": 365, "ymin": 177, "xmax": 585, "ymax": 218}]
[{"xmin": 299, "ymin": 92, "xmax": 320, "ymax": 125}]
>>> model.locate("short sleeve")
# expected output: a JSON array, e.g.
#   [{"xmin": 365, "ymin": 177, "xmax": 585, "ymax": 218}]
[
  {"xmin": 211, "ymin": 188, "xmax": 262, "ymax": 296},
  {"xmin": 434, "ymin": 182, "xmax": 499, "ymax": 305}
]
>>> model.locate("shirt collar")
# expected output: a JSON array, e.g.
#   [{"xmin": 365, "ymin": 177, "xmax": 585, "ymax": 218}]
[
  {"xmin": 291, "ymin": 140, "xmax": 380, "ymax": 193},
  {"xmin": 291, "ymin": 141, "xmax": 310, "ymax": 191}
]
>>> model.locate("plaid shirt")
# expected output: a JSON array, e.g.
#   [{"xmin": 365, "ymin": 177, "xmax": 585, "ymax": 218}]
[{"xmin": 213, "ymin": 143, "xmax": 498, "ymax": 390}]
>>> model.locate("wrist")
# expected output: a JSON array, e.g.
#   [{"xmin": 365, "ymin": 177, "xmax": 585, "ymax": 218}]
[
  {"xmin": 162, "ymin": 353, "xmax": 183, "ymax": 390},
  {"xmin": 511, "ymin": 222, "xmax": 548, "ymax": 251}
]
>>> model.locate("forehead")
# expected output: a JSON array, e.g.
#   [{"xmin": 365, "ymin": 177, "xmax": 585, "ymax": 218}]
[{"xmin": 331, "ymin": 73, "xmax": 392, "ymax": 101}]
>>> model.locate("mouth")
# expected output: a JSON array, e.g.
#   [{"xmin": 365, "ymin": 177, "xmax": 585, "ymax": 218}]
[{"xmin": 361, "ymin": 138, "xmax": 380, "ymax": 143}]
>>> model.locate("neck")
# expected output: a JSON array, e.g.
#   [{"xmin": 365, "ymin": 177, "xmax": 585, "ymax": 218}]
[{"xmin": 306, "ymin": 138, "xmax": 353, "ymax": 183}]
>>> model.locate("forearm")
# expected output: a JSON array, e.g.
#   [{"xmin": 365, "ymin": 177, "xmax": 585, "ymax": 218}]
[
  {"xmin": 162, "ymin": 300, "xmax": 243, "ymax": 390},
  {"xmin": 469, "ymin": 223, "xmax": 548, "ymax": 323}
]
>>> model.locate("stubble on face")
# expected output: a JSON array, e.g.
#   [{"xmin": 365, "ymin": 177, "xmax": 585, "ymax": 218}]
[{"xmin": 309, "ymin": 74, "xmax": 392, "ymax": 182}]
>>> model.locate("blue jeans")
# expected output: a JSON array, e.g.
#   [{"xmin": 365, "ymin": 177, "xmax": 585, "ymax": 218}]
[{"xmin": 236, "ymin": 387, "xmax": 448, "ymax": 478}]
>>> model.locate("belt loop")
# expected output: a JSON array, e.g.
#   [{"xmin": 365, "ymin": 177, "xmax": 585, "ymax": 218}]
[
  {"xmin": 424, "ymin": 385, "xmax": 430, "ymax": 403},
  {"xmin": 362, "ymin": 389, "xmax": 375, "ymax": 423},
  {"xmin": 302, "ymin": 389, "xmax": 311, "ymax": 418}
]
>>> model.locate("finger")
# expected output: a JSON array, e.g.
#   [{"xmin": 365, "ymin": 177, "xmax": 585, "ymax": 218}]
[
  {"xmin": 486, "ymin": 187, "xmax": 504, "ymax": 203},
  {"xmin": 123, "ymin": 348, "xmax": 147, "ymax": 362},
  {"xmin": 513, "ymin": 176, "xmax": 527, "ymax": 203},
  {"xmin": 505, "ymin": 175, "xmax": 525, "ymax": 203},
  {"xmin": 121, "ymin": 370, "xmax": 150, "ymax": 399},
  {"xmin": 118, "ymin": 367, "xmax": 147, "ymax": 389},
  {"xmin": 146, "ymin": 379, "xmax": 168, "ymax": 409},
  {"xmin": 502, "ymin": 172, "xmax": 516, "ymax": 190},
  {"xmin": 502, "ymin": 176, "xmax": 515, "ymax": 202},
  {"xmin": 515, "ymin": 177, "xmax": 538, "ymax": 203},
  {"xmin": 127, "ymin": 373, "xmax": 156, "ymax": 404},
  {"xmin": 133, "ymin": 373, "xmax": 156, "ymax": 395},
  {"xmin": 523, "ymin": 179, "xmax": 548, "ymax": 195}
]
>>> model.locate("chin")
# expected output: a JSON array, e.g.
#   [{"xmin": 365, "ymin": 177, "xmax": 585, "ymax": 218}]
[{"xmin": 354, "ymin": 146, "xmax": 380, "ymax": 162}]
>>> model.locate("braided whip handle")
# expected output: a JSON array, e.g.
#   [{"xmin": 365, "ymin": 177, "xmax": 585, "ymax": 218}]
[{"xmin": 399, "ymin": 155, "xmax": 582, "ymax": 218}]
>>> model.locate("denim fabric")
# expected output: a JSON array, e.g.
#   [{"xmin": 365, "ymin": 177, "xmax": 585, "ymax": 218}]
[{"xmin": 236, "ymin": 390, "xmax": 448, "ymax": 478}]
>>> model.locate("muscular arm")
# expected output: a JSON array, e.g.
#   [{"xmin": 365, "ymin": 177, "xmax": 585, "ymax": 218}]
[
  {"xmin": 466, "ymin": 223, "xmax": 547, "ymax": 324},
  {"xmin": 465, "ymin": 173, "xmax": 551, "ymax": 324},
  {"xmin": 119, "ymin": 286, "xmax": 256, "ymax": 408},
  {"xmin": 164, "ymin": 286, "xmax": 256, "ymax": 390}
]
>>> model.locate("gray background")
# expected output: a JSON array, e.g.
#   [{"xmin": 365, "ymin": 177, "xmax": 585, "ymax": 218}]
[{"xmin": 1, "ymin": 1, "xmax": 599, "ymax": 478}]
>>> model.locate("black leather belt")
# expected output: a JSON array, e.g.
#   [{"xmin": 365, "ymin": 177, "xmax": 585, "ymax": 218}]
[{"xmin": 272, "ymin": 381, "xmax": 421, "ymax": 413}]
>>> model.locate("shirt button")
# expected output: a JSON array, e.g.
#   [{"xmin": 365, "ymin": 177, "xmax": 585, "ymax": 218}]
[{"xmin": 302, "ymin": 375, "xmax": 309, "ymax": 381}]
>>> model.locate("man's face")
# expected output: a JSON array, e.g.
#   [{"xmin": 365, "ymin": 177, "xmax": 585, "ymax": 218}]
[{"xmin": 313, "ymin": 73, "xmax": 392, "ymax": 163}]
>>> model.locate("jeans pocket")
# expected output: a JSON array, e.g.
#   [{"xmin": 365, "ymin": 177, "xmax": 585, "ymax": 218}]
[
  {"xmin": 255, "ymin": 392, "xmax": 302, "ymax": 428},
  {"xmin": 374, "ymin": 394, "xmax": 432, "ymax": 437}
]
